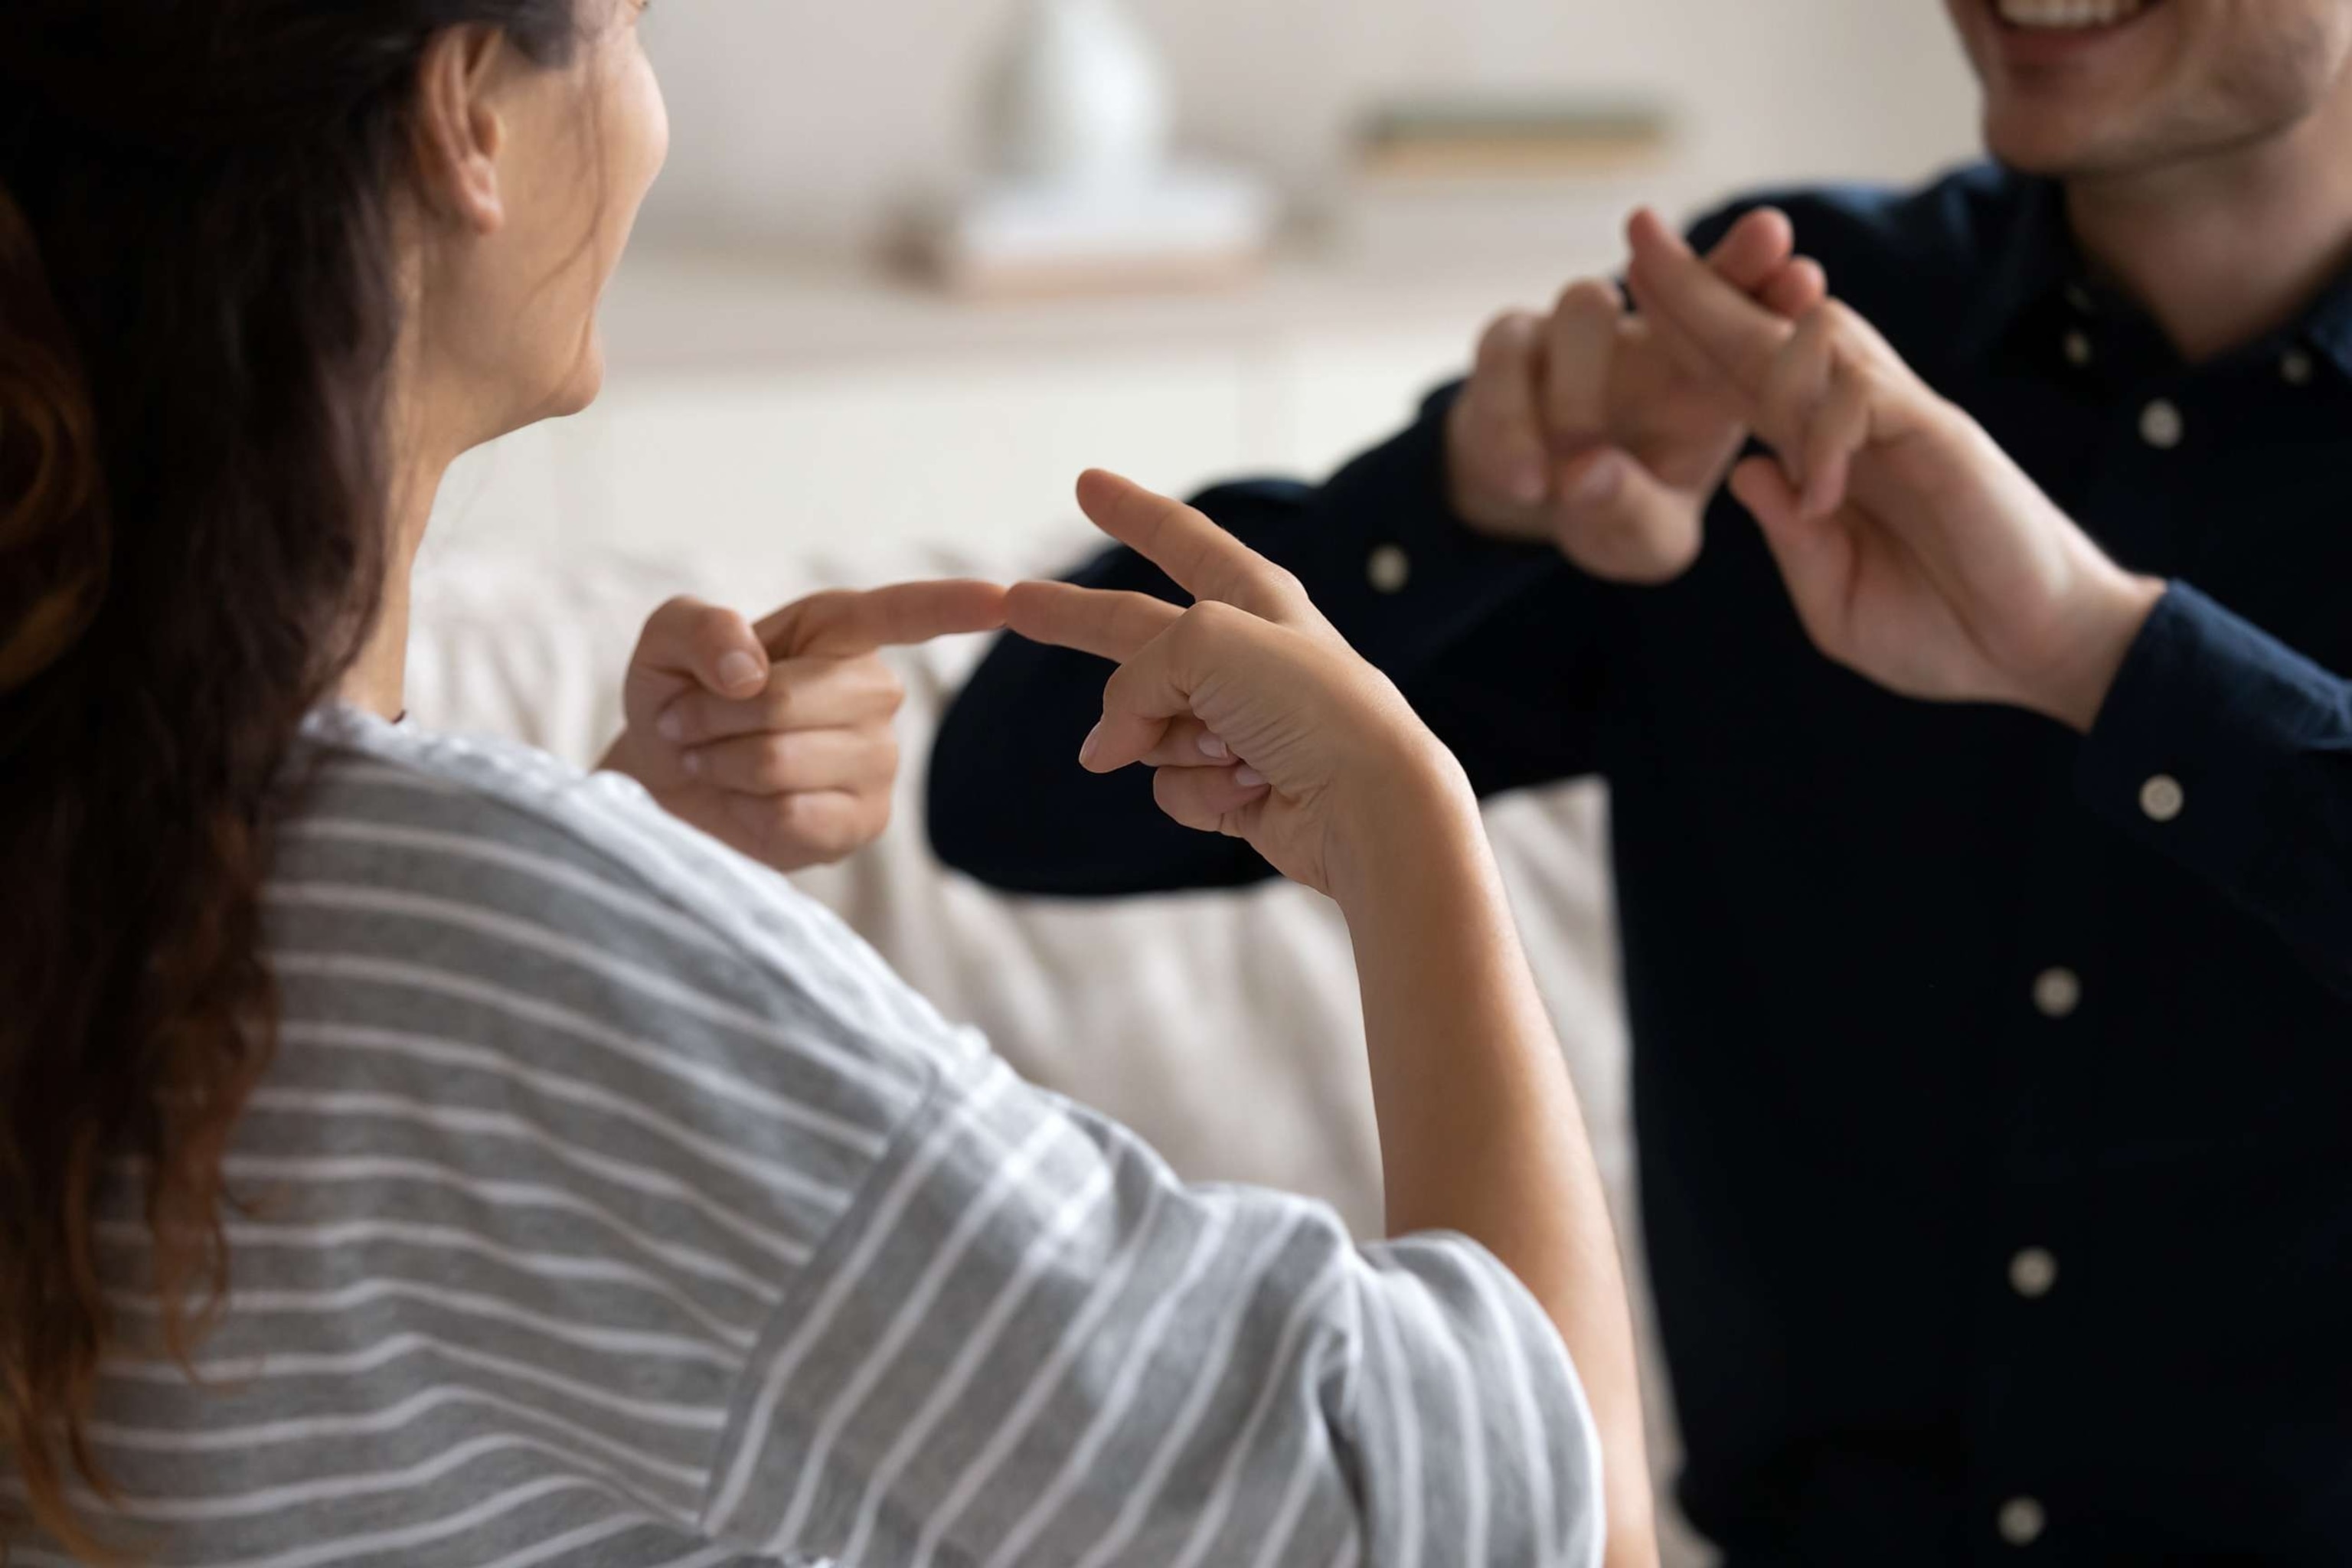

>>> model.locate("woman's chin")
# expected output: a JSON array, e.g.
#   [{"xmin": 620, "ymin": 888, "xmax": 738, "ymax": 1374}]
[{"xmin": 533, "ymin": 341, "xmax": 609, "ymax": 424}]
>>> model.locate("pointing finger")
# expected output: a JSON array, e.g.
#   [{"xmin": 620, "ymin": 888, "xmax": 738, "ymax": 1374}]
[
  {"xmin": 757, "ymin": 580, "xmax": 1008, "ymax": 660},
  {"xmin": 1073, "ymin": 470, "xmax": 1301, "ymax": 619},
  {"xmin": 1625, "ymin": 207, "xmax": 1795, "ymax": 400},
  {"xmin": 1005, "ymin": 580, "xmax": 1185, "ymax": 665},
  {"xmin": 1704, "ymin": 206, "xmax": 1798, "ymax": 294}
]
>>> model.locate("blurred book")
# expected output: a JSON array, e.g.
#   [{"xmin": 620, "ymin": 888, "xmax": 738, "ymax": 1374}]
[
  {"xmin": 904, "ymin": 162, "xmax": 1279, "ymax": 300},
  {"xmin": 1356, "ymin": 96, "xmax": 1675, "ymax": 182},
  {"xmin": 1319, "ymin": 94, "xmax": 1687, "ymax": 274}
]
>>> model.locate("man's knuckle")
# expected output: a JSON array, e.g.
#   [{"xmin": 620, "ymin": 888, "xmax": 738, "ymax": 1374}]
[
  {"xmin": 1555, "ymin": 277, "xmax": 1618, "ymax": 319},
  {"xmin": 1818, "ymin": 300, "xmax": 1865, "ymax": 342},
  {"xmin": 1476, "ymin": 310, "xmax": 1539, "ymax": 367},
  {"xmin": 757, "ymin": 736, "xmax": 801, "ymax": 788}
]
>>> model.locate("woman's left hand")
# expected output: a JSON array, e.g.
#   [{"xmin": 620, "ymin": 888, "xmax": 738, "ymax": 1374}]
[{"xmin": 602, "ymin": 580, "xmax": 1008, "ymax": 871}]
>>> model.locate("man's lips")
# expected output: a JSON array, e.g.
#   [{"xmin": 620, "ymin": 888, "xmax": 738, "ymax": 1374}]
[
  {"xmin": 1983, "ymin": 0, "xmax": 2163, "ymax": 67},
  {"xmin": 1994, "ymin": 0, "xmax": 2151, "ymax": 29}
]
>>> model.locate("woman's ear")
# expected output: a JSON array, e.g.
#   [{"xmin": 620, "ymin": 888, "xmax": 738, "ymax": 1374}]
[{"xmin": 411, "ymin": 26, "xmax": 510, "ymax": 234}]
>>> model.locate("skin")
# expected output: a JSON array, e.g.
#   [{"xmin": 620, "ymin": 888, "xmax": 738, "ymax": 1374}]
[
  {"xmin": 1012, "ymin": 472, "xmax": 1660, "ymax": 1568},
  {"xmin": 1946, "ymin": 0, "xmax": 2352, "ymax": 361},
  {"xmin": 1622, "ymin": 207, "xmax": 2164, "ymax": 730},
  {"xmin": 1454, "ymin": 0, "xmax": 2352, "ymax": 575},
  {"xmin": 346, "ymin": 0, "xmax": 1002, "ymax": 871}
]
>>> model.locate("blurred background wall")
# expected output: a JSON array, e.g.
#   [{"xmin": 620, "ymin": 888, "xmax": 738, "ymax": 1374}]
[
  {"xmin": 634, "ymin": 0, "xmax": 1981, "ymax": 247},
  {"xmin": 436, "ymin": 0, "xmax": 1986, "ymax": 566}
]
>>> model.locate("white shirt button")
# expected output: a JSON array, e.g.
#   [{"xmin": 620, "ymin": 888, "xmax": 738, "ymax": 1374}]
[
  {"xmin": 1999, "ymin": 1496, "xmax": 2048, "ymax": 1547},
  {"xmin": 2139, "ymin": 399, "xmax": 2184, "ymax": 450},
  {"xmin": 2009, "ymin": 1247, "xmax": 2059, "ymax": 1299},
  {"xmin": 2283, "ymin": 348, "xmax": 2316, "ymax": 386},
  {"xmin": 2139, "ymin": 773, "xmax": 2186, "ymax": 823},
  {"xmin": 2062, "ymin": 329, "xmax": 2092, "ymax": 368},
  {"xmin": 2033, "ymin": 967, "xmax": 2082, "ymax": 1020},
  {"xmin": 1367, "ymin": 544, "xmax": 1411, "ymax": 595}
]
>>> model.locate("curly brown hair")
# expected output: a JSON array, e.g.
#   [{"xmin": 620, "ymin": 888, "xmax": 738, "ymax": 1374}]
[{"xmin": 0, "ymin": 1, "xmax": 586, "ymax": 1555}]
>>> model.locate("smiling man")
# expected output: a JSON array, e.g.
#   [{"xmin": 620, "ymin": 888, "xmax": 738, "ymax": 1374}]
[{"xmin": 929, "ymin": 2, "xmax": 2352, "ymax": 1563}]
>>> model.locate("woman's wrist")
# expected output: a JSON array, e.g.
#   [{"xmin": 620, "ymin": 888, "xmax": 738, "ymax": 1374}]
[{"xmin": 1324, "ymin": 731, "xmax": 1487, "ymax": 920}]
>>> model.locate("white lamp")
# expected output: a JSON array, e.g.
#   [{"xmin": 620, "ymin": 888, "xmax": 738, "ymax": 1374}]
[
  {"xmin": 913, "ymin": 0, "xmax": 1277, "ymax": 297},
  {"xmin": 982, "ymin": 0, "xmax": 1174, "ymax": 189}
]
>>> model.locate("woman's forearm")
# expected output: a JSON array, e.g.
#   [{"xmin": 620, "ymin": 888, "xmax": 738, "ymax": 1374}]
[{"xmin": 1332, "ymin": 746, "xmax": 1658, "ymax": 1567}]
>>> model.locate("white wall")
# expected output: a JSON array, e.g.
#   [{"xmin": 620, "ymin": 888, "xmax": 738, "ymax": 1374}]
[{"xmin": 635, "ymin": 0, "xmax": 1985, "ymax": 247}]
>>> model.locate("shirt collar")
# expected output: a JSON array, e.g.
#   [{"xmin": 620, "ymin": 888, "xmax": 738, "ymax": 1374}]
[
  {"xmin": 1957, "ymin": 172, "xmax": 2078, "ymax": 365},
  {"xmin": 2298, "ymin": 266, "xmax": 2352, "ymax": 378},
  {"xmin": 1966, "ymin": 165, "xmax": 2352, "ymax": 381}
]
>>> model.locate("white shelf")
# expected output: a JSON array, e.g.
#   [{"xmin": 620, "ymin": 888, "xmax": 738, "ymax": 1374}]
[
  {"xmin": 598, "ymin": 226, "xmax": 1619, "ymax": 374},
  {"xmin": 435, "ymin": 228, "xmax": 1625, "ymax": 574}
]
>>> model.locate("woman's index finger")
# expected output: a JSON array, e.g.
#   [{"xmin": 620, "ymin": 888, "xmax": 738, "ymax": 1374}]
[
  {"xmin": 757, "ymin": 580, "xmax": 1008, "ymax": 658},
  {"xmin": 1073, "ymin": 470, "xmax": 1289, "ymax": 616},
  {"xmin": 1004, "ymin": 580, "xmax": 1184, "ymax": 664}
]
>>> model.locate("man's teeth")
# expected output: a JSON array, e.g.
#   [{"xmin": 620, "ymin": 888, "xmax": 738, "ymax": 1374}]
[{"xmin": 1997, "ymin": 0, "xmax": 2147, "ymax": 28}]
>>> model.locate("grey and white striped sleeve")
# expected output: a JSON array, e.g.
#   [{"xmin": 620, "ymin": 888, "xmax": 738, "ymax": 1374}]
[
  {"xmin": 263, "ymin": 720, "xmax": 1605, "ymax": 1566},
  {"xmin": 699, "ymin": 1047, "xmax": 1606, "ymax": 1568}
]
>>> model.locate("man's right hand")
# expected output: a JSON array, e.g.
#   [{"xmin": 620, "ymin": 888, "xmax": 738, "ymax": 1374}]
[
  {"xmin": 1446, "ymin": 206, "xmax": 1827, "ymax": 583},
  {"xmin": 1622, "ymin": 208, "xmax": 2164, "ymax": 733}
]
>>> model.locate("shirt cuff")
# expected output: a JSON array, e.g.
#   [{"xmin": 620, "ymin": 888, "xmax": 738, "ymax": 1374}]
[{"xmin": 2076, "ymin": 581, "xmax": 2345, "ymax": 900}]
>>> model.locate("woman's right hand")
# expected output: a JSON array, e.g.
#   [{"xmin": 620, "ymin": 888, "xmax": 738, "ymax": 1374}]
[
  {"xmin": 1018, "ymin": 472, "xmax": 1661, "ymax": 1568},
  {"xmin": 1006, "ymin": 470, "xmax": 1472, "ymax": 904}
]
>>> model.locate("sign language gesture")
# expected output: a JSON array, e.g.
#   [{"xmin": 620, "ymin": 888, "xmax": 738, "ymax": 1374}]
[
  {"xmin": 1448, "ymin": 206, "xmax": 1827, "ymax": 582},
  {"xmin": 605, "ymin": 580, "xmax": 1008, "ymax": 871},
  {"xmin": 1006, "ymin": 470, "xmax": 1466, "ymax": 902},
  {"xmin": 1010, "ymin": 472, "xmax": 1664, "ymax": 1568},
  {"xmin": 1622, "ymin": 209, "xmax": 2165, "ymax": 730}
]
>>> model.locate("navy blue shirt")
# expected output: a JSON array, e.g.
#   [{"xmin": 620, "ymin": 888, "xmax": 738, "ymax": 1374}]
[{"xmin": 927, "ymin": 165, "xmax": 2352, "ymax": 1566}]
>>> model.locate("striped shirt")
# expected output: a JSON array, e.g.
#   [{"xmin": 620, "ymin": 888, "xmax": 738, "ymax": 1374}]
[{"xmin": 2, "ymin": 709, "xmax": 1602, "ymax": 1567}]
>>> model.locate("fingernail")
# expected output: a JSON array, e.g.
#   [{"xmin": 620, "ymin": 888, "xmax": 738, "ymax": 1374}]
[
  {"xmin": 1080, "ymin": 720, "xmax": 1103, "ymax": 767},
  {"xmin": 1234, "ymin": 766, "xmax": 1267, "ymax": 789},
  {"xmin": 656, "ymin": 706, "xmax": 686, "ymax": 743},
  {"xmin": 1571, "ymin": 452, "xmax": 1625, "ymax": 505},
  {"xmin": 1198, "ymin": 733, "xmax": 1230, "ymax": 761},
  {"xmin": 681, "ymin": 750, "xmax": 704, "ymax": 778},
  {"xmin": 718, "ymin": 652, "xmax": 763, "ymax": 691}
]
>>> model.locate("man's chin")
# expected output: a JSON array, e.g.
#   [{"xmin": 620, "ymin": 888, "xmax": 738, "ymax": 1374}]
[{"xmin": 1981, "ymin": 110, "xmax": 2138, "ymax": 178}]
